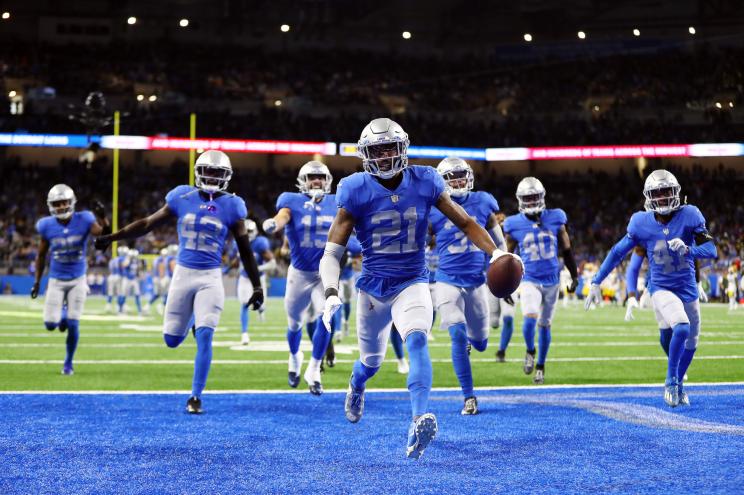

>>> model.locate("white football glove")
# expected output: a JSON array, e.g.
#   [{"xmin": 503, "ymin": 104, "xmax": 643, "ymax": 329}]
[
  {"xmin": 667, "ymin": 238, "xmax": 689, "ymax": 255},
  {"xmin": 322, "ymin": 295, "xmax": 343, "ymax": 331},
  {"xmin": 624, "ymin": 296, "xmax": 639, "ymax": 321},
  {"xmin": 584, "ymin": 283, "xmax": 602, "ymax": 311},
  {"xmin": 262, "ymin": 218, "xmax": 277, "ymax": 234},
  {"xmin": 697, "ymin": 282, "xmax": 708, "ymax": 303},
  {"xmin": 490, "ymin": 249, "xmax": 525, "ymax": 273}
]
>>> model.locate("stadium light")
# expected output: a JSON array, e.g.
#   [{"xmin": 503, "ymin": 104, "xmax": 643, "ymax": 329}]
[
  {"xmin": 688, "ymin": 26, "xmax": 696, "ymax": 35},
  {"xmin": 1, "ymin": 12, "xmax": 9, "ymax": 20},
  {"xmin": 280, "ymin": 24, "xmax": 290, "ymax": 32},
  {"xmin": 179, "ymin": 18, "xmax": 189, "ymax": 27},
  {"xmin": 593, "ymin": 105, "xmax": 600, "ymax": 112},
  {"xmin": 715, "ymin": 102, "xmax": 722, "ymax": 109},
  {"xmin": 8, "ymin": 90, "xmax": 16, "ymax": 98},
  {"xmin": 274, "ymin": 99, "xmax": 282, "ymax": 107},
  {"xmin": 148, "ymin": 95, "xmax": 157, "ymax": 102},
  {"xmin": 729, "ymin": 102, "xmax": 734, "ymax": 108},
  {"xmin": 523, "ymin": 33, "xmax": 533, "ymax": 42},
  {"xmin": 402, "ymin": 31, "xmax": 412, "ymax": 39},
  {"xmin": 632, "ymin": 28, "xmax": 640, "ymax": 36},
  {"xmin": 127, "ymin": 16, "xmax": 137, "ymax": 25},
  {"xmin": 136, "ymin": 94, "xmax": 144, "ymax": 101},
  {"xmin": 577, "ymin": 31, "xmax": 586, "ymax": 39}
]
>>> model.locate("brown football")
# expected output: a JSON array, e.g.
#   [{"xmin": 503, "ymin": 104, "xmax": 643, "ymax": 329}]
[{"xmin": 487, "ymin": 254, "xmax": 523, "ymax": 298}]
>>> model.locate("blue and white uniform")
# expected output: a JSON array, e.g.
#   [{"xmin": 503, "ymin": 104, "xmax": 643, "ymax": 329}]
[
  {"xmin": 504, "ymin": 208, "xmax": 567, "ymax": 326},
  {"xmin": 107, "ymin": 256, "xmax": 121, "ymax": 297},
  {"xmin": 337, "ymin": 165, "xmax": 444, "ymax": 366},
  {"xmin": 152, "ymin": 255, "xmax": 167, "ymax": 296},
  {"xmin": 237, "ymin": 235, "xmax": 272, "ymax": 305},
  {"xmin": 163, "ymin": 185, "xmax": 247, "ymax": 337},
  {"xmin": 36, "ymin": 211, "xmax": 96, "ymax": 323},
  {"xmin": 430, "ymin": 191, "xmax": 499, "ymax": 342},
  {"xmin": 120, "ymin": 253, "xmax": 141, "ymax": 297},
  {"xmin": 278, "ymin": 192, "xmax": 336, "ymax": 330}
]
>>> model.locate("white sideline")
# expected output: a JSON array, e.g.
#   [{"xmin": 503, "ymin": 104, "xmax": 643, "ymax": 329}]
[{"xmin": 0, "ymin": 381, "xmax": 742, "ymax": 395}]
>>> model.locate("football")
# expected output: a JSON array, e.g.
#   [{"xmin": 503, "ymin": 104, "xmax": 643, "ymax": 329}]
[{"xmin": 487, "ymin": 254, "xmax": 523, "ymax": 298}]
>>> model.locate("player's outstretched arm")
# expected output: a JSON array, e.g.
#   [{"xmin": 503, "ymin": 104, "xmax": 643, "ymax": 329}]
[
  {"xmin": 585, "ymin": 234, "xmax": 637, "ymax": 310},
  {"xmin": 94, "ymin": 205, "xmax": 174, "ymax": 251},
  {"xmin": 90, "ymin": 200, "xmax": 111, "ymax": 236},
  {"xmin": 320, "ymin": 207, "xmax": 355, "ymax": 329},
  {"xmin": 558, "ymin": 225, "xmax": 579, "ymax": 293},
  {"xmin": 436, "ymin": 192, "xmax": 498, "ymax": 256},
  {"xmin": 231, "ymin": 220, "xmax": 264, "ymax": 310},
  {"xmin": 30, "ymin": 238, "xmax": 49, "ymax": 299},
  {"xmin": 262, "ymin": 207, "xmax": 291, "ymax": 234}
]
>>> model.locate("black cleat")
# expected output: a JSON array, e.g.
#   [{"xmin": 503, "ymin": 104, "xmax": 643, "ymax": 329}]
[
  {"xmin": 325, "ymin": 341, "xmax": 336, "ymax": 368},
  {"xmin": 496, "ymin": 350, "xmax": 506, "ymax": 363},
  {"xmin": 461, "ymin": 396, "xmax": 479, "ymax": 415},
  {"xmin": 308, "ymin": 381, "xmax": 323, "ymax": 396},
  {"xmin": 288, "ymin": 372, "xmax": 301, "ymax": 388},
  {"xmin": 186, "ymin": 396, "xmax": 202, "ymax": 414}
]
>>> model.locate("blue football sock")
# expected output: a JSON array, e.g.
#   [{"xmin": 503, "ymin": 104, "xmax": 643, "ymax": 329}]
[
  {"xmin": 350, "ymin": 359, "xmax": 379, "ymax": 390},
  {"xmin": 667, "ymin": 323, "xmax": 690, "ymax": 384},
  {"xmin": 192, "ymin": 327, "xmax": 214, "ymax": 398},
  {"xmin": 149, "ymin": 294, "xmax": 159, "ymax": 305},
  {"xmin": 287, "ymin": 328, "xmax": 302, "ymax": 355},
  {"xmin": 240, "ymin": 304, "xmax": 249, "ymax": 334},
  {"xmin": 64, "ymin": 319, "xmax": 79, "ymax": 366},
  {"xmin": 134, "ymin": 295, "xmax": 142, "ymax": 314},
  {"xmin": 448, "ymin": 323, "xmax": 473, "ymax": 398},
  {"xmin": 343, "ymin": 302, "xmax": 351, "ymax": 322},
  {"xmin": 164, "ymin": 333, "xmax": 186, "ymax": 348},
  {"xmin": 659, "ymin": 327, "xmax": 672, "ymax": 356},
  {"xmin": 537, "ymin": 326, "xmax": 552, "ymax": 366},
  {"xmin": 117, "ymin": 296, "xmax": 125, "ymax": 312},
  {"xmin": 499, "ymin": 316, "xmax": 514, "ymax": 352},
  {"xmin": 390, "ymin": 327, "xmax": 405, "ymax": 359},
  {"xmin": 406, "ymin": 331, "xmax": 433, "ymax": 418},
  {"xmin": 469, "ymin": 337, "xmax": 488, "ymax": 353},
  {"xmin": 678, "ymin": 347, "xmax": 696, "ymax": 383},
  {"xmin": 44, "ymin": 322, "xmax": 58, "ymax": 330},
  {"xmin": 311, "ymin": 318, "xmax": 331, "ymax": 360},
  {"xmin": 522, "ymin": 316, "xmax": 537, "ymax": 353},
  {"xmin": 306, "ymin": 319, "xmax": 316, "ymax": 340}
]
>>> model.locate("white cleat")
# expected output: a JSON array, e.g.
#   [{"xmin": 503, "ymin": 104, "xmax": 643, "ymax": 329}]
[
  {"xmin": 397, "ymin": 358, "xmax": 409, "ymax": 374},
  {"xmin": 406, "ymin": 413, "xmax": 438, "ymax": 460},
  {"xmin": 678, "ymin": 390, "xmax": 690, "ymax": 406},
  {"xmin": 241, "ymin": 333, "xmax": 250, "ymax": 345},
  {"xmin": 664, "ymin": 380, "xmax": 680, "ymax": 407},
  {"xmin": 533, "ymin": 369, "xmax": 545, "ymax": 384},
  {"xmin": 303, "ymin": 366, "xmax": 323, "ymax": 396}
]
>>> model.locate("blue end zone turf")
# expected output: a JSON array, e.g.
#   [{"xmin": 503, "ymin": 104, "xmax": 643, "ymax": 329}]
[{"xmin": 2, "ymin": 385, "xmax": 743, "ymax": 494}]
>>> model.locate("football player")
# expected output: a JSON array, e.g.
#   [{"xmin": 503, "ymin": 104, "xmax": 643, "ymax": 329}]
[
  {"xmin": 120, "ymin": 249, "xmax": 142, "ymax": 315},
  {"xmin": 504, "ymin": 177, "xmax": 579, "ymax": 385},
  {"xmin": 146, "ymin": 247, "xmax": 168, "ymax": 315},
  {"xmin": 236, "ymin": 219, "xmax": 275, "ymax": 344},
  {"xmin": 726, "ymin": 266, "xmax": 738, "ymax": 311},
  {"xmin": 94, "ymin": 150, "xmax": 263, "ymax": 413},
  {"xmin": 261, "ymin": 160, "xmax": 336, "ymax": 395},
  {"xmin": 319, "ymin": 118, "xmax": 520, "ymax": 459},
  {"xmin": 105, "ymin": 245, "xmax": 126, "ymax": 313},
  {"xmin": 586, "ymin": 170, "xmax": 716, "ymax": 407},
  {"xmin": 32, "ymin": 184, "xmax": 109, "ymax": 375},
  {"xmin": 429, "ymin": 156, "xmax": 503, "ymax": 415}
]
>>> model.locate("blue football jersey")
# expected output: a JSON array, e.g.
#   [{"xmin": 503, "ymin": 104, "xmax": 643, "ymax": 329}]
[
  {"xmin": 504, "ymin": 208, "xmax": 567, "ymax": 285},
  {"xmin": 430, "ymin": 191, "xmax": 499, "ymax": 287},
  {"xmin": 239, "ymin": 236, "xmax": 272, "ymax": 278},
  {"xmin": 108, "ymin": 257, "xmax": 120, "ymax": 276},
  {"xmin": 340, "ymin": 235, "xmax": 362, "ymax": 281},
  {"xmin": 277, "ymin": 192, "xmax": 336, "ymax": 272},
  {"xmin": 122, "ymin": 257, "xmax": 139, "ymax": 280},
  {"xmin": 152, "ymin": 256, "xmax": 164, "ymax": 276},
  {"xmin": 627, "ymin": 205, "xmax": 707, "ymax": 302},
  {"xmin": 36, "ymin": 210, "xmax": 96, "ymax": 280},
  {"xmin": 337, "ymin": 165, "xmax": 445, "ymax": 297},
  {"xmin": 166, "ymin": 185, "xmax": 247, "ymax": 270}
]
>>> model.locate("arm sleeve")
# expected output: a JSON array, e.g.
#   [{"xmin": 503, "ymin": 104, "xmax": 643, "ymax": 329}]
[
  {"xmin": 625, "ymin": 251, "xmax": 643, "ymax": 295},
  {"xmin": 320, "ymin": 242, "xmax": 346, "ymax": 294},
  {"xmin": 592, "ymin": 234, "xmax": 637, "ymax": 285},
  {"xmin": 689, "ymin": 242, "xmax": 717, "ymax": 260}
]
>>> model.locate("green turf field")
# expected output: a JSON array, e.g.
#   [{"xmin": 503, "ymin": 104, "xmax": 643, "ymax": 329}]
[{"xmin": 0, "ymin": 295, "xmax": 742, "ymax": 391}]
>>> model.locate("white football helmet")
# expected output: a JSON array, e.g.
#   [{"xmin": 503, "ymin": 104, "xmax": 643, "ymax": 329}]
[
  {"xmin": 296, "ymin": 161, "xmax": 332, "ymax": 200},
  {"xmin": 117, "ymin": 246, "xmax": 129, "ymax": 257},
  {"xmin": 437, "ymin": 156, "xmax": 473, "ymax": 198},
  {"xmin": 244, "ymin": 219, "xmax": 258, "ymax": 241},
  {"xmin": 47, "ymin": 184, "xmax": 76, "ymax": 220},
  {"xmin": 516, "ymin": 177, "xmax": 546, "ymax": 215},
  {"xmin": 195, "ymin": 150, "xmax": 232, "ymax": 193},
  {"xmin": 643, "ymin": 169, "xmax": 681, "ymax": 215},
  {"xmin": 129, "ymin": 249, "xmax": 140, "ymax": 258},
  {"xmin": 167, "ymin": 244, "xmax": 178, "ymax": 256},
  {"xmin": 160, "ymin": 248, "xmax": 168, "ymax": 256},
  {"xmin": 357, "ymin": 118, "xmax": 409, "ymax": 179}
]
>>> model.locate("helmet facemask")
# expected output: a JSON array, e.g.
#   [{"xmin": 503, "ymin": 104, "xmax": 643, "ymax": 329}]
[
  {"xmin": 195, "ymin": 163, "xmax": 232, "ymax": 194},
  {"xmin": 643, "ymin": 185, "xmax": 680, "ymax": 215},
  {"xmin": 298, "ymin": 173, "xmax": 331, "ymax": 200},
  {"xmin": 359, "ymin": 141, "xmax": 408, "ymax": 179},
  {"xmin": 48, "ymin": 198, "xmax": 75, "ymax": 220},
  {"xmin": 518, "ymin": 192, "xmax": 545, "ymax": 215},
  {"xmin": 442, "ymin": 169, "xmax": 473, "ymax": 197}
]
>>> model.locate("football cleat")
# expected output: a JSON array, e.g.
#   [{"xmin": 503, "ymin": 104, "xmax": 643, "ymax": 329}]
[
  {"xmin": 406, "ymin": 413, "xmax": 438, "ymax": 460},
  {"xmin": 397, "ymin": 358, "xmax": 409, "ymax": 374},
  {"xmin": 288, "ymin": 371, "xmax": 301, "ymax": 388},
  {"xmin": 325, "ymin": 341, "xmax": 336, "ymax": 368},
  {"xmin": 664, "ymin": 378, "xmax": 680, "ymax": 407},
  {"xmin": 461, "ymin": 396, "xmax": 479, "ymax": 415},
  {"xmin": 287, "ymin": 351, "xmax": 304, "ymax": 388},
  {"xmin": 496, "ymin": 350, "xmax": 506, "ymax": 363},
  {"xmin": 61, "ymin": 364, "xmax": 74, "ymax": 375},
  {"xmin": 186, "ymin": 396, "xmax": 202, "ymax": 414},
  {"xmin": 534, "ymin": 369, "xmax": 545, "ymax": 384},
  {"xmin": 523, "ymin": 352, "xmax": 535, "ymax": 374},
  {"xmin": 241, "ymin": 333, "xmax": 250, "ymax": 345},
  {"xmin": 345, "ymin": 378, "xmax": 365, "ymax": 423},
  {"xmin": 678, "ymin": 390, "xmax": 690, "ymax": 406},
  {"xmin": 304, "ymin": 367, "xmax": 323, "ymax": 396}
]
